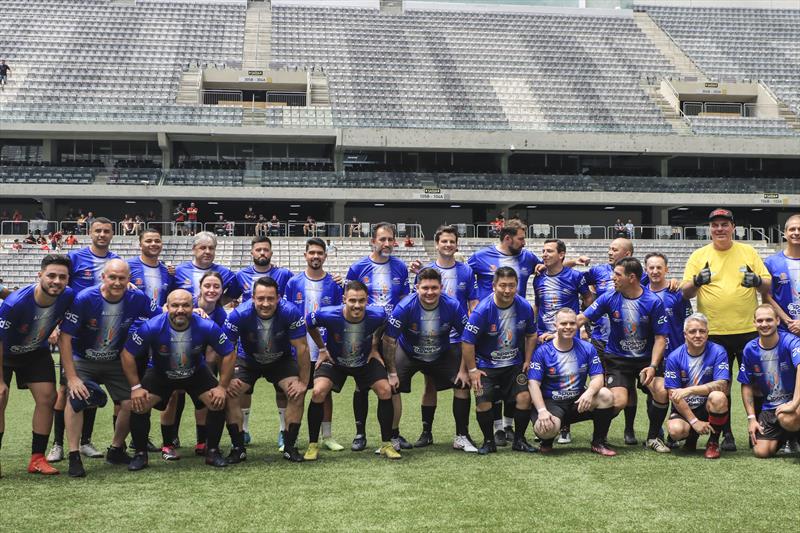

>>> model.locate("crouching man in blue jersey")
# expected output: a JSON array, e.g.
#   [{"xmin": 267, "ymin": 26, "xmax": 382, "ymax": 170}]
[
  {"xmin": 529, "ymin": 308, "xmax": 616, "ymax": 456},
  {"xmin": 120, "ymin": 289, "xmax": 236, "ymax": 471}
]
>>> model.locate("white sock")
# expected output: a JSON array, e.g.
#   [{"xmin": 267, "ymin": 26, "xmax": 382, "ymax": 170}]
[
  {"xmin": 503, "ymin": 416, "xmax": 513, "ymax": 429},
  {"xmin": 322, "ymin": 422, "xmax": 332, "ymax": 439},
  {"xmin": 278, "ymin": 408, "xmax": 286, "ymax": 432},
  {"xmin": 493, "ymin": 420, "xmax": 504, "ymax": 432},
  {"xmin": 242, "ymin": 408, "xmax": 251, "ymax": 432}
]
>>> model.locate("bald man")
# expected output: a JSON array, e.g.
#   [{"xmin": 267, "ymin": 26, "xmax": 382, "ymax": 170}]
[
  {"xmin": 120, "ymin": 290, "xmax": 237, "ymax": 471},
  {"xmin": 59, "ymin": 259, "xmax": 158, "ymax": 477}
]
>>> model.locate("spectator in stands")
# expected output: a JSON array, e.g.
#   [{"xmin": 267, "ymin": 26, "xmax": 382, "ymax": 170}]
[
  {"xmin": 214, "ymin": 214, "xmax": 228, "ymax": 237},
  {"xmin": 326, "ymin": 239, "xmax": 338, "ymax": 257},
  {"xmin": 133, "ymin": 215, "xmax": 145, "ymax": 235},
  {"xmin": 12, "ymin": 209, "xmax": 23, "ymax": 234},
  {"xmin": 121, "ymin": 214, "xmax": 135, "ymax": 236},
  {"xmin": 187, "ymin": 202, "xmax": 199, "ymax": 235},
  {"xmin": 11, "ymin": 239, "xmax": 22, "ymax": 251},
  {"xmin": 75, "ymin": 212, "xmax": 87, "ymax": 235},
  {"xmin": 0, "ymin": 59, "xmax": 11, "ymax": 88},
  {"xmin": 268, "ymin": 214, "xmax": 281, "ymax": 236},
  {"xmin": 348, "ymin": 215, "xmax": 361, "ymax": 237},
  {"xmin": 614, "ymin": 218, "xmax": 626, "ymax": 237},
  {"xmin": 243, "ymin": 206, "xmax": 257, "ymax": 236},
  {"xmin": 404, "ymin": 235, "xmax": 414, "ymax": 247},
  {"xmin": 489, "ymin": 213, "xmax": 504, "ymax": 238},
  {"xmin": 65, "ymin": 232, "xmax": 78, "ymax": 246},
  {"xmin": 85, "ymin": 211, "xmax": 95, "ymax": 231},
  {"xmin": 174, "ymin": 203, "xmax": 187, "ymax": 236},
  {"xmin": 303, "ymin": 215, "xmax": 317, "ymax": 237},
  {"xmin": 146, "ymin": 210, "xmax": 156, "ymax": 224},
  {"xmin": 255, "ymin": 214, "xmax": 268, "ymax": 236},
  {"xmin": 49, "ymin": 230, "xmax": 63, "ymax": 251},
  {"xmin": 23, "ymin": 231, "xmax": 36, "ymax": 245},
  {"xmin": 625, "ymin": 219, "xmax": 635, "ymax": 239}
]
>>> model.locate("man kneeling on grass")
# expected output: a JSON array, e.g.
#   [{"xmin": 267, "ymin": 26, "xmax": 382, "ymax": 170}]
[{"xmin": 529, "ymin": 308, "xmax": 616, "ymax": 456}]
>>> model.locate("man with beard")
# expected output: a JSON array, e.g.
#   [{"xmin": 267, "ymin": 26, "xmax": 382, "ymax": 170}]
[{"xmin": 127, "ymin": 228, "xmax": 174, "ymax": 308}]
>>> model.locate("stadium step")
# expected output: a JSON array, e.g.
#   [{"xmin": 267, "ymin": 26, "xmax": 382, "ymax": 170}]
[
  {"xmin": 380, "ymin": 0, "xmax": 403, "ymax": 15},
  {"xmin": 243, "ymin": 3, "xmax": 272, "ymax": 70},
  {"xmin": 639, "ymin": 81, "xmax": 693, "ymax": 136},
  {"xmin": 176, "ymin": 69, "xmax": 201, "ymax": 105},
  {"xmin": 310, "ymin": 74, "xmax": 331, "ymax": 107},
  {"xmin": 632, "ymin": 12, "xmax": 707, "ymax": 80}
]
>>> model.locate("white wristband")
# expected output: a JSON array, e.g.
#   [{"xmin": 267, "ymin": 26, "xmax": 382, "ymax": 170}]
[
  {"xmin": 388, "ymin": 373, "xmax": 398, "ymax": 377},
  {"xmin": 688, "ymin": 417, "xmax": 698, "ymax": 425},
  {"xmin": 747, "ymin": 414, "xmax": 756, "ymax": 420},
  {"xmin": 537, "ymin": 407, "xmax": 547, "ymax": 413},
  {"xmin": 131, "ymin": 384, "xmax": 142, "ymax": 392},
  {"xmin": 468, "ymin": 367, "xmax": 479, "ymax": 373}
]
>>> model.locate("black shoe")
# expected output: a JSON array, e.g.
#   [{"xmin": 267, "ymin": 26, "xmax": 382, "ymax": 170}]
[
  {"xmin": 665, "ymin": 435, "xmax": 681, "ymax": 450},
  {"xmin": 68, "ymin": 456, "xmax": 86, "ymax": 478},
  {"xmin": 478, "ymin": 440, "xmax": 497, "ymax": 455},
  {"xmin": 351, "ymin": 434, "xmax": 367, "ymax": 452},
  {"xmin": 105, "ymin": 446, "xmax": 132, "ymax": 465},
  {"xmin": 494, "ymin": 429, "xmax": 507, "ymax": 447},
  {"xmin": 504, "ymin": 426, "xmax": 514, "ymax": 443},
  {"xmin": 147, "ymin": 439, "xmax": 160, "ymax": 453},
  {"xmin": 512, "ymin": 437, "xmax": 538, "ymax": 453},
  {"xmin": 171, "ymin": 437, "xmax": 181, "ymax": 449},
  {"xmin": 226, "ymin": 446, "xmax": 247, "ymax": 465},
  {"xmin": 414, "ymin": 431, "xmax": 434, "ymax": 448},
  {"xmin": 624, "ymin": 429, "xmax": 638, "ymax": 446},
  {"xmin": 395, "ymin": 435, "xmax": 413, "ymax": 450},
  {"xmin": 205, "ymin": 449, "xmax": 228, "ymax": 468},
  {"xmin": 128, "ymin": 452, "xmax": 149, "ymax": 472},
  {"xmin": 721, "ymin": 432, "xmax": 737, "ymax": 452},
  {"xmin": 282, "ymin": 446, "xmax": 304, "ymax": 463}
]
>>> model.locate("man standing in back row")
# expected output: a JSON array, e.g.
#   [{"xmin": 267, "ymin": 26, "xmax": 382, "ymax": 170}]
[{"xmin": 682, "ymin": 208, "xmax": 771, "ymax": 451}]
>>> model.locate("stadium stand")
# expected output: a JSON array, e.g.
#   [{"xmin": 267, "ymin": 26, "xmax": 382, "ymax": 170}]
[{"xmin": 687, "ymin": 117, "xmax": 800, "ymax": 137}]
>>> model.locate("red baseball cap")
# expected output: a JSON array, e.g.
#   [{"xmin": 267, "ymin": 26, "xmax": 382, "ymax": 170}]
[{"xmin": 708, "ymin": 208, "xmax": 734, "ymax": 222}]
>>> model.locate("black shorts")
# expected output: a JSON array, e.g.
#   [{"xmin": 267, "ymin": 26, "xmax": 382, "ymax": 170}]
[
  {"xmin": 544, "ymin": 397, "xmax": 593, "ymax": 425},
  {"xmin": 756, "ymin": 409, "xmax": 789, "ymax": 441},
  {"xmin": 141, "ymin": 367, "xmax": 219, "ymax": 411},
  {"xmin": 2, "ymin": 347, "xmax": 56, "ymax": 389},
  {"xmin": 669, "ymin": 404, "xmax": 708, "ymax": 422},
  {"xmin": 604, "ymin": 355, "xmax": 658, "ymax": 393},
  {"xmin": 475, "ymin": 364, "xmax": 528, "ymax": 405},
  {"xmin": 396, "ymin": 344, "xmax": 466, "ymax": 394},
  {"xmin": 235, "ymin": 357, "xmax": 299, "ymax": 389},
  {"xmin": 313, "ymin": 358, "xmax": 388, "ymax": 394},
  {"xmin": 709, "ymin": 332, "xmax": 757, "ymax": 368}
]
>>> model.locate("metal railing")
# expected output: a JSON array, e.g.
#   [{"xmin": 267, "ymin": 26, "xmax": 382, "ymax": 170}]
[
  {"xmin": 606, "ymin": 225, "xmax": 683, "ymax": 240},
  {"xmin": 267, "ymin": 92, "xmax": 307, "ymax": 107},
  {"xmin": 202, "ymin": 90, "xmax": 243, "ymax": 106},
  {"xmin": 554, "ymin": 225, "xmax": 608, "ymax": 240},
  {"xmin": 287, "ymin": 222, "xmax": 342, "ymax": 238}
]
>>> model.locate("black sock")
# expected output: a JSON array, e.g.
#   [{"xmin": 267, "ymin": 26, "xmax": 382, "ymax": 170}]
[
  {"xmin": 514, "ymin": 408, "xmax": 531, "ymax": 440},
  {"xmin": 421, "ymin": 405, "xmax": 436, "ymax": 433},
  {"xmin": 353, "ymin": 390, "xmax": 368, "ymax": 436},
  {"xmin": 307, "ymin": 401, "xmax": 324, "ymax": 443},
  {"xmin": 80, "ymin": 407, "xmax": 97, "ymax": 445},
  {"xmin": 646, "ymin": 400, "xmax": 668, "ymax": 440},
  {"xmin": 53, "ymin": 409, "xmax": 65, "ymax": 445},
  {"xmin": 592, "ymin": 407, "xmax": 615, "ymax": 445},
  {"xmin": 722, "ymin": 395, "xmax": 734, "ymax": 435},
  {"xmin": 285, "ymin": 422, "xmax": 300, "ymax": 449},
  {"xmin": 32, "ymin": 432, "xmax": 49, "ymax": 455},
  {"xmin": 161, "ymin": 424, "xmax": 176, "ymax": 447},
  {"xmin": 708, "ymin": 411, "xmax": 729, "ymax": 444},
  {"xmin": 377, "ymin": 398, "xmax": 394, "ymax": 442},
  {"xmin": 686, "ymin": 430, "xmax": 699, "ymax": 446},
  {"xmin": 391, "ymin": 427, "xmax": 400, "ymax": 439},
  {"xmin": 196, "ymin": 424, "xmax": 207, "ymax": 445},
  {"xmin": 624, "ymin": 402, "xmax": 637, "ymax": 432},
  {"xmin": 205, "ymin": 410, "xmax": 225, "ymax": 451},
  {"xmin": 112, "ymin": 414, "xmax": 118, "ymax": 432},
  {"xmin": 541, "ymin": 438, "xmax": 555, "ymax": 448},
  {"xmin": 452, "ymin": 397, "xmax": 470, "ymax": 436},
  {"xmin": 130, "ymin": 412, "xmax": 151, "ymax": 453},
  {"xmin": 492, "ymin": 401, "xmax": 502, "ymax": 427},
  {"xmin": 68, "ymin": 450, "xmax": 81, "ymax": 463},
  {"xmin": 477, "ymin": 410, "xmax": 494, "ymax": 443},
  {"xmin": 227, "ymin": 423, "xmax": 244, "ymax": 448},
  {"xmin": 174, "ymin": 392, "xmax": 186, "ymax": 434},
  {"xmin": 0, "ymin": 431, "xmax": 3, "ymax": 450},
  {"xmin": 503, "ymin": 401, "xmax": 515, "ymax": 427}
]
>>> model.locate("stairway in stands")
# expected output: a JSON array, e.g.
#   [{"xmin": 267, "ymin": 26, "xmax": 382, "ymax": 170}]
[{"xmin": 243, "ymin": 1, "xmax": 272, "ymax": 70}]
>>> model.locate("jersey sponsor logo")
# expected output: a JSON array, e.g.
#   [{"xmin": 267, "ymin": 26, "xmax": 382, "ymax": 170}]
[
  {"xmin": 657, "ymin": 315, "xmax": 668, "ymax": 325},
  {"xmin": 224, "ymin": 320, "xmax": 238, "ymax": 333},
  {"xmin": 0, "ymin": 318, "xmax": 10, "ymax": 330},
  {"xmin": 388, "ymin": 316, "xmax": 402, "ymax": 329},
  {"xmin": 515, "ymin": 373, "xmax": 528, "ymax": 385},
  {"xmin": 490, "ymin": 324, "xmax": 497, "ymax": 332},
  {"xmin": 64, "ymin": 311, "xmax": 79, "ymax": 324},
  {"xmin": 83, "ymin": 270, "xmax": 92, "ymax": 279},
  {"xmin": 718, "ymin": 362, "xmax": 730, "ymax": 371},
  {"xmin": 296, "ymin": 291, "xmax": 303, "ymax": 301},
  {"xmin": 131, "ymin": 331, "xmax": 144, "ymax": 345},
  {"xmin": 218, "ymin": 333, "xmax": 228, "ymax": 345},
  {"xmin": 664, "ymin": 370, "xmax": 677, "ymax": 379},
  {"xmin": 531, "ymin": 361, "xmax": 541, "ymax": 370},
  {"xmin": 290, "ymin": 318, "xmax": 305, "ymax": 330},
  {"xmin": 464, "ymin": 323, "xmax": 479, "ymax": 335}
]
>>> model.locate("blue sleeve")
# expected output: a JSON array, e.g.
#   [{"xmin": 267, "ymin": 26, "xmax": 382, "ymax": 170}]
[
  {"xmin": 467, "ymin": 268, "xmax": 478, "ymax": 302},
  {"xmin": 651, "ymin": 299, "xmax": 670, "ymax": 336},
  {"xmin": 462, "ymin": 309, "xmax": 483, "ymax": 345},
  {"xmin": 527, "ymin": 347, "xmax": 545, "ymax": 381},
  {"xmin": 223, "ymin": 310, "xmax": 241, "ymax": 346},
  {"xmin": 124, "ymin": 322, "xmax": 149, "ymax": 358},
  {"xmin": 664, "ymin": 354, "xmax": 681, "ymax": 389},
  {"xmin": 307, "ymin": 309, "xmax": 323, "ymax": 330},
  {"xmin": 523, "ymin": 301, "xmax": 536, "ymax": 335},
  {"xmin": 398, "ymin": 262, "xmax": 410, "ymax": 298},
  {"xmin": 454, "ymin": 302, "xmax": 468, "ymax": 335},
  {"xmin": 345, "ymin": 265, "xmax": 357, "ymax": 282},
  {"xmin": 60, "ymin": 295, "xmax": 85, "ymax": 337},
  {"xmin": 386, "ymin": 303, "xmax": 405, "ymax": 339},
  {"xmin": 332, "ymin": 282, "xmax": 343, "ymax": 306},
  {"xmin": 288, "ymin": 304, "xmax": 307, "ymax": 340},
  {"xmin": 576, "ymin": 272, "xmax": 590, "ymax": 295},
  {"xmin": 737, "ymin": 351, "xmax": 752, "ymax": 385},
  {"xmin": 0, "ymin": 298, "xmax": 16, "ymax": 342},
  {"xmin": 713, "ymin": 349, "xmax": 731, "ymax": 381},
  {"xmin": 206, "ymin": 322, "xmax": 234, "ymax": 356},
  {"xmin": 789, "ymin": 336, "xmax": 800, "ymax": 368},
  {"xmin": 588, "ymin": 347, "xmax": 603, "ymax": 377},
  {"xmin": 582, "ymin": 293, "xmax": 607, "ymax": 323},
  {"xmin": 223, "ymin": 269, "xmax": 243, "ymax": 299}
]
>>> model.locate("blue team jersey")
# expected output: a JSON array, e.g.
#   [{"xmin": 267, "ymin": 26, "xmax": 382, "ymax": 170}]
[
  {"xmin": 583, "ymin": 264, "xmax": 649, "ymax": 342},
  {"xmin": 387, "ymin": 293, "xmax": 467, "ymax": 363},
  {"xmin": 583, "ymin": 289, "xmax": 668, "ymax": 359},
  {"xmin": 415, "ymin": 261, "xmax": 478, "ymax": 308},
  {"xmin": 127, "ymin": 257, "xmax": 172, "ymax": 307},
  {"xmin": 533, "ymin": 267, "xmax": 590, "ymax": 335},
  {"xmin": 173, "ymin": 262, "xmax": 241, "ymax": 299},
  {"xmin": 461, "ymin": 294, "xmax": 536, "ymax": 369},
  {"xmin": 224, "ymin": 299, "xmax": 305, "ymax": 365},
  {"xmin": 467, "ymin": 246, "xmax": 541, "ymax": 300},
  {"xmin": 651, "ymin": 288, "xmax": 693, "ymax": 353},
  {"xmin": 0, "ymin": 284, "xmax": 75, "ymax": 355},
  {"xmin": 738, "ymin": 332, "xmax": 800, "ymax": 410},
  {"xmin": 765, "ymin": 251, "xmax": 800, "ymax": 326},
  {"xmin": 67, "ymin": 247, "xmax": 122, "ymax": 293},
  {"xmin": 284, "ymin": 272, "xmax": 343, "ymax": 361},
  {"xmin": 61, "ymin": 286, "xmax": 157, "ymax": 361},
  {"xmin": 306, "ymin": 305, "xmax": 387, "ymax": 368},
  {"xmin": 346, "ymin": 256, "xmax": 409, "ymax": 313},
  {"xmin": 124, "ymin": 313, "xmax": 234, "ymax": 380},
  {"xmin": 664, "ymin": 342, "xmax": 730, "ymax": 408},
  {"xmin": 237, "ymin": 265, "xmax": 293, "ymax": 302},
  {"xmin": 527, "ymin": 339, "xmax": 603, "ymax": 400},
  {"xmin": 196, "ymin": 303, "xmax": 227, "ymax": 328}
]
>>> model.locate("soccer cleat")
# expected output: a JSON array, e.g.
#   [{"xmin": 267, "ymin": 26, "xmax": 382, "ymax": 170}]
[
  {"xmin": 414, "ymin": 431, "xmax": 434, "ymax": 448},
  {"xmin": 243, "ymin": 431, "xmax": 251, "ymax": 445},
  {"xmin": 226, "ymin": 446, "xmax": 247, "ymax": 465},
  {"xmin": 378, "ymin": 443, "xmax": 402, "ymax": 460},
  {"xmin": 351, "ymin": 434, "xmax": 367, "ymax": 452},
  {"xmin": 721, "ymin": 433, "xmax": 737, "ymax": 452},
  {"xmin": 194, "ymin": 442, "xmax": 207, "ymax": 456},
  {"xmin": 645, "ymin": 438, "xmax": 671, "ymax": 453},
  {"xmin": 504, "ymin": 426, "xmax": 514, "ymax": 443},
  {"xmin": 493, "ymin": 429, "xmax": 507, "ymax": 447},
  {"xmin": 67, "ymin": 456, "xmax": 85, "ymax": 478},
  {"xmin": 46, "ymin": 444, "xmax": 64, "ymax": 463},
  {"xmin": 704, "ymin": 441, "xmax": 721, "ymax": 460},
  {"xmin": 304, "ymin": 443, "xmax": 320, "ymax": 461},
  {"xmin": 477, "ymin": 440, "xmax": 497, "ymax": 455},
  {"xmin": 79, "ymin": 442, "xmax": 104, "ymax": 458},
  {"xmin": 624, "ymin": 429, "xmax": 638, "ymax": 446},
  {"xmin": 105, "ymin": 446, "xmax": 132, "ymax": 466},
  {"xmin": 591, "ymin": 442, "xmax": 617, "ymax": 457},
  {"xmin": 683, "ymin": 434, "xmax": 699, "ymax": 452},
  {"xmin": 539, "ymin": 442, "xmax": 554, "ymax": 454},
  {"xmin": 205, "ymin": 449, "xmax": 228, "ymax": 468},
  {"xmin": 511, "ymin": 437, "xmax": 537, "ymax": 453},
  {"xmin": 277, "ymin": 431, "xmax": 285, "ymax": 452},
  {"xmin": 453, "ymin": 435, "xmax": 478, "ymax": 453},
  {"xmin": 147, "ymin": 439, "xmax": 160, "ymax": 453},
  {"xmin": 28, "ymin": 454, "xmax": 59, "ymax": 475},
  {"xmin": 282, "ymin": 446, "xmax": 304, "ymax": 463},
  {"xmin": 777, "ymin": 439, "xmax": 799, "ymax": 455},
  {"xmin": 161, "ymin": 445, "xmax": 180, "ymax": 461},
  {"xmin": 557, "ymin": 429, "xmax": 572, "ymax": 445},
  {"xmin": 171, "ymin": 437, "xmax": 181, "ymax": 449},
  {"xmin": 393, "ymin": 435, "xmax": 413, "ymax": 450},
  {"xmin": 322, "ymin": 437, "xmax": 344, "ymax": 451},
  {"xmin": 665, "ymin": 435, "xmax": 681, "ymax": 449},
  {"xmin": 128, "ymin": 453, "xmax": 149, "ymax": 471}
]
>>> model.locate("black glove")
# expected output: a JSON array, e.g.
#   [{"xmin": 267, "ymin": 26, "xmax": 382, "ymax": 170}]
[
  {"xmin": 693, "ymin": 262, "xmax": 712, "ymax": 287},
  {"xmin": 742, "ymin": 265, "xmax": 762, "ymax": 288}
]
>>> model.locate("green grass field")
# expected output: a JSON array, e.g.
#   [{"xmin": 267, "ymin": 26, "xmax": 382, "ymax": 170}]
[{"xmin": 1, "ymin": 373, "xmax": 798, "ymax": 533}]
